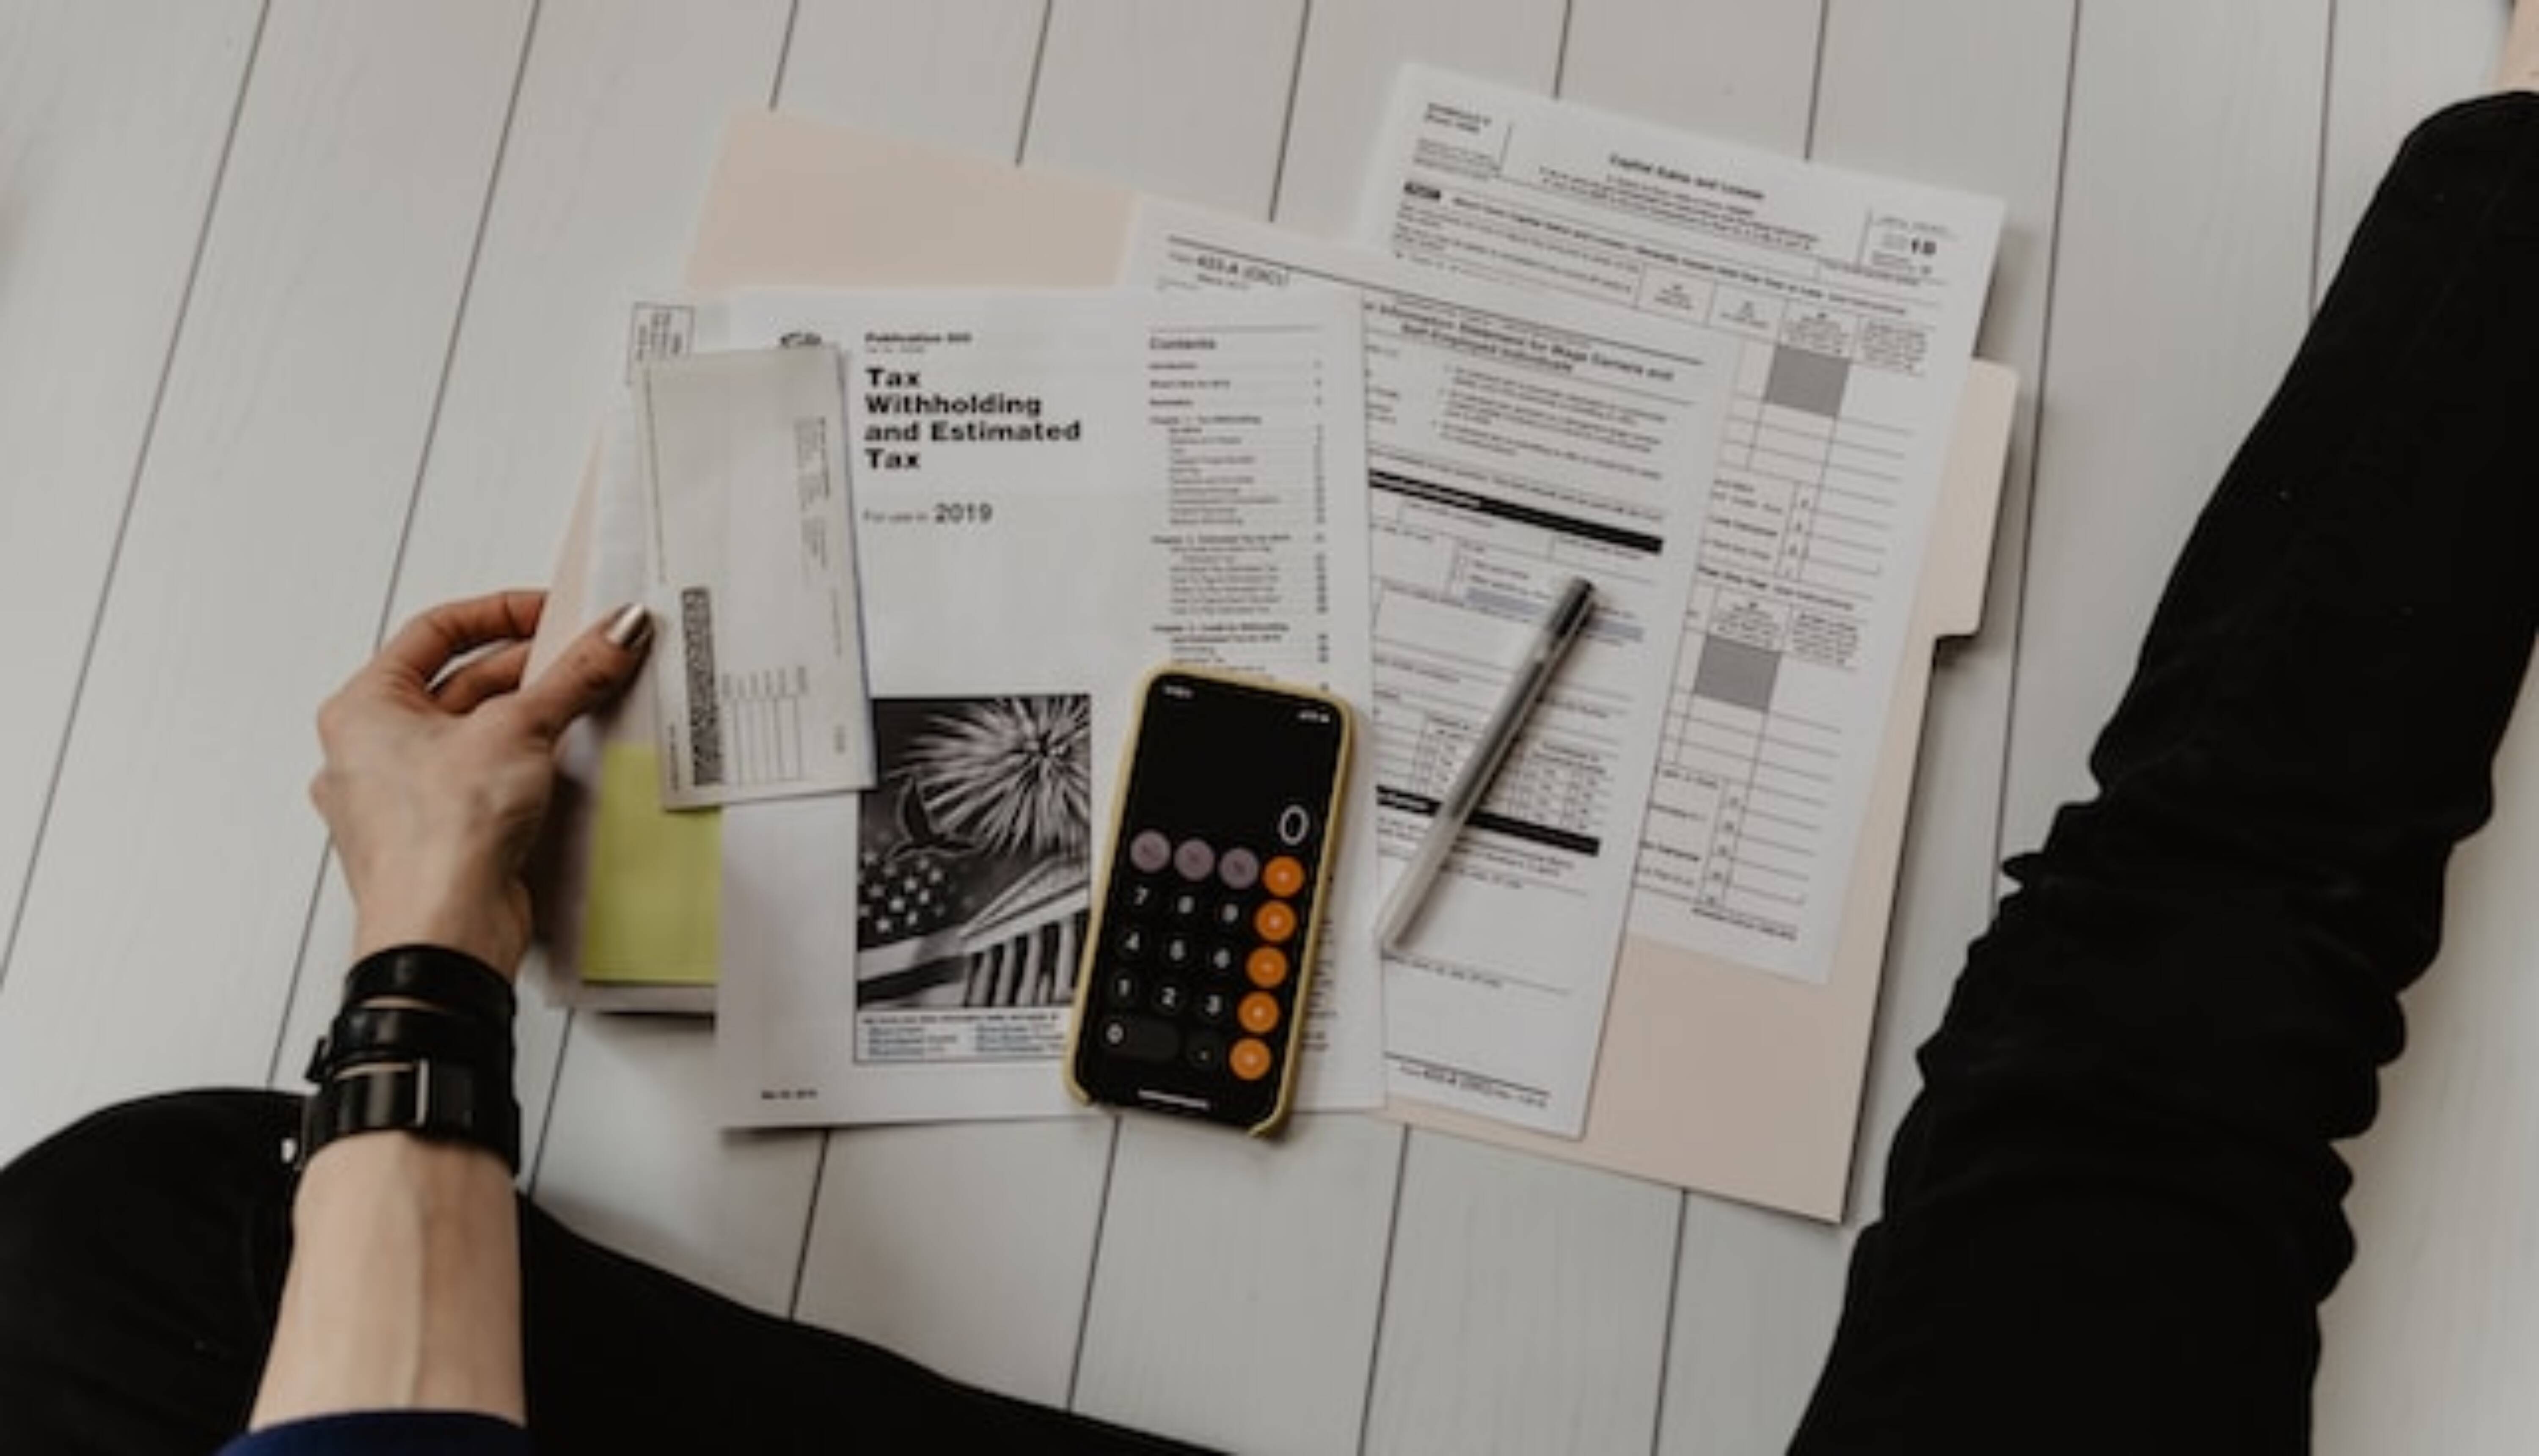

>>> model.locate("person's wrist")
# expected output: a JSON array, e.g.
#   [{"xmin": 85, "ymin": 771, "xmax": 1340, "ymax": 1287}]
[
  {"xmin": 298, "ymin": 944, "xmax": 523, "ymax": 1175},
  {"xmin": 354, "ymin": 891, "xmax": 523, "ymax": 980},
  {"xmin": 299, "ymin": 1110, "xmax": 518, "ymax": 1186}
]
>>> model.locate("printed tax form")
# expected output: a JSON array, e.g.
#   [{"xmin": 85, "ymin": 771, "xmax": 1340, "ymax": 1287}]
[
  {"xmin": 705, "ymin": 288, "xmax": 1386, "ymax": 1126},
  {"xmin": 1127, "ymin": 204, "xmax": 1730, "ymax": 1137},
  {"xmin": 1358, "ymin": 67, "xmax": 2003, "ymax": 985}
]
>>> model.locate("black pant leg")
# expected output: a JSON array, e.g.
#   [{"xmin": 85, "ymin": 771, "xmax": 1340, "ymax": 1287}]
[
  {"xmin": 0, "ymin": 1090, "xmax": 297, "ymax": 1456},
  {"xmin": 517, "ymin": 1202, "xmax": 1206, "ymax": 1455},
  {"xmin": 0, "ymin": 1091, "xmax": 1209, "ymax": 1455},
  {"xmin": 1794, "ymin": 94, "xmax": 2539, "ymax": 1454}
]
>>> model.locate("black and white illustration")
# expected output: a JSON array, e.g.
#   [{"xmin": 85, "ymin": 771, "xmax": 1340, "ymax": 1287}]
[{"xmin": 854, "ymin": 695, "xmax": 1094, "ymax": 1018}]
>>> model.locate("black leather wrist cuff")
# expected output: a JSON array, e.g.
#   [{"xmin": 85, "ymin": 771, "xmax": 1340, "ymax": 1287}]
[
  {"xmin": 301, "ymin": 946, "xmax": 523, "ymax": 1172},
  {"xmin": 306, "ymin": 1003, "xmax": 514, "ymax": 1084},
  {"xmin": 342, "ymin": 944, "xmax": 516, "ymax": 1028},
  {"xmin": 298, "ymin": 1060, "xmax": 522, "ymax": 1173}
]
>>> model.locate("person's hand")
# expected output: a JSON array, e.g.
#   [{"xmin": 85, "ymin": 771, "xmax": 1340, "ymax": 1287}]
[{"xmin": 310, "ymin": 590, "xmax": 653, "ymax": 978}]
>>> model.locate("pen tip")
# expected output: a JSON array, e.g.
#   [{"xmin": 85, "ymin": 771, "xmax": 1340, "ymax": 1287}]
[{"xmin": 1553, "ymin": 577, "xmax": 1595, "ymax": 636}]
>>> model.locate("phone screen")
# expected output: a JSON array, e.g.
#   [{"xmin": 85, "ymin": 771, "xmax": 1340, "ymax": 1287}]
[{"xmin": 1070, "ymin": 671, "xmax": 1347, "ymax": 1130}]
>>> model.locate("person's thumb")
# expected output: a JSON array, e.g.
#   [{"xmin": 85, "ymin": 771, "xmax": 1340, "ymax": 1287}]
[{"xmin": 512, "ymin": 601, "xmax": 653, "ymax": 741}]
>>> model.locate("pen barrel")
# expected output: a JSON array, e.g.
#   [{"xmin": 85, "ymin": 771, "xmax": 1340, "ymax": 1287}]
[
  {"xmin": 1442, "ymin": 576, "xmax": 1592, "ymax": 820},
  {"xmin": 1379, "ymin": 577, "xmax": 1594, "ymax": 953},
  {"xmin": 1377, "ymin": 811, "xmax": 1468, "ymax": 951},
  {"xmin": 1442, "ymin": 643, "xmax": 1559, "ymax": 820}
]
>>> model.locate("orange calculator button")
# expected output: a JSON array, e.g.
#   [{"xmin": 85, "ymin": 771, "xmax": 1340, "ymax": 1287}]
[
  {"xmin": 1238, "ymin": 991, "xmax": 1281, "ymax": 1035},
  {"xmin": 1262, "ymin": 855, "xmax": 1306, "ymax": 898},
  {"xmin": 1230, "ymin": 1038, "xmax": 1273, "ymax": 1081},
  {"xmin": 1245, "ymin": 946, "xmax": 1290, "ymax": 989},
  {"xmin": 1254, "ymin": 901, "xmax": 1297, "ymax": 943}
]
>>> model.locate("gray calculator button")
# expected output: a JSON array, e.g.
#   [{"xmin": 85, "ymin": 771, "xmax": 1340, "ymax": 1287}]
[
  {"xmin": 1129, "ymin": 831, "xmax": 1173, "ymax": 874},
  {"xmin": 1173, "ymin": 837, "xmax": 1216, "ymax": 881},
  {"xmin": 1218, "ymin": 847, "xmax": 1261, "ymax": 890}
]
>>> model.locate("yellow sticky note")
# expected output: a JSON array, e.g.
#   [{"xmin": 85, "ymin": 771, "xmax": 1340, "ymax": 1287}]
[{"xmin": 582, "ymin": 743, "xmax": 721, "ymax": 985}]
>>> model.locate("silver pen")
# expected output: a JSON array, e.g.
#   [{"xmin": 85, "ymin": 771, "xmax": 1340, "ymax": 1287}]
[{"xmin": 1377, "ymin": 575, "xmax": 1597, "ymax": 955}]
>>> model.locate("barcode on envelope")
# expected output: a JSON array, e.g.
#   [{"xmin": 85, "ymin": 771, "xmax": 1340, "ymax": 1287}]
[{"xmin": 679, "ymin": 587, "xmax": 724, "ymax": 787}]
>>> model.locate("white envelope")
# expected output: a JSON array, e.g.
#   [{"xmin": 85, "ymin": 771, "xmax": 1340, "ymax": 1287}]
[{"xmin": 635, "ymin": 345, "xmax": 876, "ymax": 809}]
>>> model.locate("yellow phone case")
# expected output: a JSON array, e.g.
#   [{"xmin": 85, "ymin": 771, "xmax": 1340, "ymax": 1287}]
[{"xmin": 1062, "ymin": 664, "xmax": 1353, "ymax": 1136}]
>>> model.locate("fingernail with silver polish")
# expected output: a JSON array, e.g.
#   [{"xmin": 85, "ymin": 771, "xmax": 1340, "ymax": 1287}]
[{"xmin": 604, "ymin": 602, "xmax": 653, "ymax": 652}]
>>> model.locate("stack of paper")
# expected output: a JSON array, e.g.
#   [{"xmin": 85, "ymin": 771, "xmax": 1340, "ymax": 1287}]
[{"xmin": 530, "ymin": 64, "xmax": 2010, "ymax": 1219}]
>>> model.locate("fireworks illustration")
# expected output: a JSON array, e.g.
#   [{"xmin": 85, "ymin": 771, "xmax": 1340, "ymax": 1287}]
[{"xmin": 898, "ymin": 696, "xmax": 1092, "ymax": 859}]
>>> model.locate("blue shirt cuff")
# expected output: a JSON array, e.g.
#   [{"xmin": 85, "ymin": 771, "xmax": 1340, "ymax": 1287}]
[{"xmin": 216, "ymin": 1410, "xmax": 531, "ymax": 1456}]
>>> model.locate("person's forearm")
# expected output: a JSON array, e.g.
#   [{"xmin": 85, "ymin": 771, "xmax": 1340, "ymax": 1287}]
[
  {"xmin": 248, "ymin": 593, "xmax": 647, "ymax": 1433},
  {"xmin": 2504, "ymin": 0, "xmax": 2539, "ymax": 92},
  {"xmin": 249, "ymin": 1132, "xmax": 525, "ymax": 1428}
]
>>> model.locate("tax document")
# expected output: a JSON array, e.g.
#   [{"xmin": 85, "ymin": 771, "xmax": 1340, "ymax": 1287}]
[
  {"xmin": 1359, "ymin": 66, "xmax": 2002, "ymax": 984},
  {"xmin": 706, "ymin": 289, "xmax": 1387, "ymax": 1125},
  {"xmin": 636, "ymin": 346, "xmax": 876, "ymax": 808},
  {"xmin": 1127, "ymin": 205, "xmax": 1728, "ymax": 1136}
]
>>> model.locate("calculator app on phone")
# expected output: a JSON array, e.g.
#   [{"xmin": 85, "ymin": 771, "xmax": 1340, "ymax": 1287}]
[{"xmin": 1065, "ymin": 669, "xmax": 1351, "ymax": 1134}]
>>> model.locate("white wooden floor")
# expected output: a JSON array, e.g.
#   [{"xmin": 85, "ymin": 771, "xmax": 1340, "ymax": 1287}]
[{"xmin": 3, "ymin": 2, "xmax": 2534, "ymax": 1450}]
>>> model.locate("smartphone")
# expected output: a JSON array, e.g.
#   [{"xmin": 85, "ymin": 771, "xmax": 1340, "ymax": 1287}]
[{"xmin": 1065, "ymin": 667, "xmax": 1352, "ymax": 1135}]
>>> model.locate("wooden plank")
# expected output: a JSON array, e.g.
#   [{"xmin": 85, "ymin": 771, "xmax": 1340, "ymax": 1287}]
[
  {"xmin": 531, "ymin": 0, "xmax": 1065, "ymax": 1324},
  {"xmin": 778, "ymin": 0, "xmax": 1049, "ymax": 160},
  {"xmin": 2313, "ymin": 13, "xmax": 2535, "ymax": 1452},
  {"xmin": 533, "ymin": 1014, "xmax": 824, "ymax": 1313},
  {"xmin": 2315, "ymin": 2, "xmax": 2503, "ymax": 298},
  {"xmin": 0, "ymin": 0, "xmax": 530, "ymax": 1164},
  {"xmin": 1273, "ymin": 0, "xmax": 1570, "ymax": 235},
  {"xmin": 1024, "ymin": 0, "xmax": 1305, "ymax": 214},
  {"xmin": 1056, "ymin": 10, "xmax": 1417, "ymax": 1447},
  {"xmin": 793, "ymin": 1118, "xmax": 1117, "ymax": 1406},
  {"xmin": 1657, "ymin": 1196, "xmax": 1848, "ymax": 1456},
  {"xmin": 266, "ymin": 0, "xmax": 793, "ymax": 1188},
  {"xmin": 1797, "ymin": 2, "xmax": 2080, "ymax": 1426},
  {"xmin": 1371, "ymin": 17, "xmax": 1818, "ymax": 1455},
  {"xmin": 1558, "ymin": 0, "xmax": 1821, "ymax": 149},
  {"xmin": 2318, "ymin": 721, "xmax": 2539, "ymax": 1451},
  {"xmin": 762, "ymin": 0, "xmax": 1113, "ymax": 1399},
  {"xmin": 1996, "ymin": 0, "xmax": 2329, "ymax": 873},
  {"xmin": 0, "ymin": 0, "xmax": 259, "ymax": 1016},
  {"xmin": 1809, "ymin": 0, "xmax": 2076, "ymax": 1200},
  {"xmin": 1073, "ymin": 1114, "xmax": 1404, "ymax": 1455},
  {"xmin": 1363, "ymin": 1136, "xmax": 1679, "ymax": 1456}
]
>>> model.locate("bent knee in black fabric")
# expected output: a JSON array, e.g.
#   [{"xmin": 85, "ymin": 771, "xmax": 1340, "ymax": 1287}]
[
  {"xmin": 1797, "ymin": 93, "xmax": 2539, "ymax": 1455},
  {"xmin": 0, "ymin": 1090, "xmax": 1209, "ymax": 1456},
  {"xmin": 1794, "ymin": 1169, "xmax": 2318, "ymax": 1456},
  {"xmin": 0, "ymin": 1090, "xmax": 300, "ymax": 1456},
  {"xmin": 515, "ymin": 1200, "xmax": 1217, "ymax": 1455}
]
